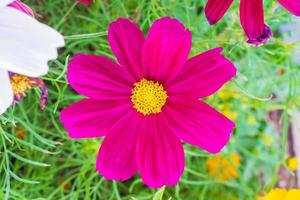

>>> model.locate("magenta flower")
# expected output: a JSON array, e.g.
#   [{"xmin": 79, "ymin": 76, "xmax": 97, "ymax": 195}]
[
  {"xmin": 77, "ymin": 0, "xmax": 91, "ymax": 6},
  {"xmin": 60, "ymin": 17, "xmax": 236, "ymax": 188},
  {"xmin": 205, "ymin": 0, "xmax": 300, "ymax": 46}
]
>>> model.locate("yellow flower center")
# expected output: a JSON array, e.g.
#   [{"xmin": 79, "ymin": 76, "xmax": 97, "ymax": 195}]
[
  {"xmin": 131, "ymin": 79, "xmax": 168, "ymax": 115},
  {"xmin": 10, "ymin": 74, "xmax": 31, "ymax": 95}
]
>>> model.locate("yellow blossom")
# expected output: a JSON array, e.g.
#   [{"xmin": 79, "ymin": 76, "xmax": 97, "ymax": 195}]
[
  {"xmin": 218, "ymin": 90, "xmax": 232, "ymax": 99},
  {"xmin": 206, "ymin": 153, "xmax": 240, "ymax": 181},
  {"xmin": 285, "ymin": 189, "xmax": 300, "ymax": 199},
  {"xmin": 223, "ymin": 109, "xmax": 238, "ymax": 120},
  {"xmin": 259, "ymin": 188, "xmax": 300, "ymax": 200},
  {"xmin": 259, "ymin": 188, "xmax": 287, "ymax": 200},
  {"xmin": 287, "ymin": 157, "xmax": 298, "ymax": 171},
  {"xmin": 217, "ymin": 85, "xmax": 241, "ymax": 100},
  {"xmin": 218, "ymin": 103, "xmax": 237, "ymax": 120}
]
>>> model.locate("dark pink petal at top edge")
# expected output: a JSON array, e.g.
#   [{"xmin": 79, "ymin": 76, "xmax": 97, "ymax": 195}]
[
  {"xmin": 78, "ymin": 0, "xmax": 92, "ymax": 5},
  {"xmin": 205, "ymin": 0, "xmax": 234, "ymax": 25},
  {"xmin": 141, "ymin": 17, "xmax": 192, "ymax": 84},
  {"xmin": 108, "ymin": 18, "xmax": 145, "ymax": 81},
  {"xmin": 240, "ymin": 0, "xmax": 272, "ymax": 46},
  {"xmin": 278, "ymin": 0, "xmax": 300, "ymax": 16}
]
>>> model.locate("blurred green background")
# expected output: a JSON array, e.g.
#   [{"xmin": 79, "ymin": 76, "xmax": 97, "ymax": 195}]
[{"xmin": 1, "ymin": 0, "xmax": 300, "ymax": 199}]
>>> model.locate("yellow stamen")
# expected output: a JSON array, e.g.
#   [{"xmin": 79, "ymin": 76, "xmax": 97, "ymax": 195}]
[
  {"xmin": 131, "ymin": 79, "xmax": 168, "ymax": 115},
  {"xmin": 10, "ymin": 74, "xmax": 31, "ymax": 95}
]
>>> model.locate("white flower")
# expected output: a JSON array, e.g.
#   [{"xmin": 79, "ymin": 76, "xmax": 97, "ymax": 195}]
[{"xmin": 0, "ymin": 1, "xmax": 64, "ymax": 114}]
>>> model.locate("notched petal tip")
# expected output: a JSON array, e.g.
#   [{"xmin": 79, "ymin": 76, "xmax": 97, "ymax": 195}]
[
  {"xmin": 108, "ymin": 17, "xmax": 145, "ymax": 81},
  {"xmin": 204, "ymin": 0, "xmax": 234, "ymax": 26},
  {"xmin": 205, "ymin": 10, "xmax": 221, "ymax": 25},
  {"xmin": 207, "ymin": 19, "xmax": 217, "ymax": 26},
  {"xmin": 154, "ymin": 16, "xmax": 189, "ymax": 31},
  {"xmin": 142, "ymin": 16, "xmax": 192, "ymax": 81},
  {"xmin": 204, "ymin": 11, "xmax": 215, "ymax": 25},
  {"xmin": 247, "ymin": 24, "xmax": 272, "ymax": 46},
  {"xmin": 209, "ymin": 121, "xmax": 235, "ymax": 154},
  {"xmin": 109, "ymin": 18, "xmax": 133, "ymax": 30}
]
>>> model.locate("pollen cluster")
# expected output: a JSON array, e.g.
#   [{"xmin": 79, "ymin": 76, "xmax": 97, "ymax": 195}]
[
  {"xmin": 10, "ymin": 74, "xmax": 31, "ymax": 95},
  {"xmin": 131, "ymin": 79, "xmax": 168, "ymax": 115}
]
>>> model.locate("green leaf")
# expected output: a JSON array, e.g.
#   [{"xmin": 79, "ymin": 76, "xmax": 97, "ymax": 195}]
[{"xmin": 153, "ymin": 186, "xmax": 165, "ymax": 200}]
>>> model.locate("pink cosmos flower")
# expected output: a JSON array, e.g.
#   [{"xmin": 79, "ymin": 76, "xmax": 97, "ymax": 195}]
[
  {"xmin": 60, "ymin": 17, "xmax": 236, "ymax": 188},
  {"xmin": 205, "ymin": 0, "xmax": 300, "ymax": 46},
  {"xmin": 77, "ymin": 0, "xmax": 91, "ymax": 6}
]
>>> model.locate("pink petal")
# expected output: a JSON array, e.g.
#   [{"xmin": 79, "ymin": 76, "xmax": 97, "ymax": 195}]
[
  {"xmin": 240, "ymin": 0, "xmax": 272, "ymax": 45},
  {"xmin": 67, "ymin": 54, "xmax": 133, "ymax": 100},
  {"xmin": 77, "ymin": 0, "xmax": 92, "ymax": 5},
  {"xmin": 205, "ymin": 0, "xmax": 233, "ymax": 25},
  {"xmin": 96, "ymin": 111, "xmax": 141, "ymax": 181},
  {"xmin": 136, "ymin": 115, "xmax": 184, "ymax": 188},
  {"xmin": 278, "ymin": 0, "xmax": 300, "ymax": 16},
  {"xmin": 141, "ymin": 17, "xmax": 192, "ymax": 83},
  {"xmin": 164, "ymin": 97, "xmax": 235, "ymax": 154},
  {"xmin": 8, "ymin": 0, "xmax": 34, "ymax": 16},
  {"xmin": 60, "ymin": 98, "xmax": 132, "ymax": 139},
  {"xmin": 108, "ymin": 18, "xmax": 145, "ymax": 81},
  {"xmin": 167, "ymin": 48, "xmax": 236, "ymax": 98}
]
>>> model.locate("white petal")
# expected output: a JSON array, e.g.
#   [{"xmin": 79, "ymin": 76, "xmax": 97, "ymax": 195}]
[
  {"xmin": 0, "ymin": 68, "xmax": 13, "ymax": 115},
  {"xmin": 0, "ymin": 0, "xmax": 14, "ymax": 8},
  {"xmin": 0, "ymin": 7, "xmax": 65, "ymax": 77}
]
